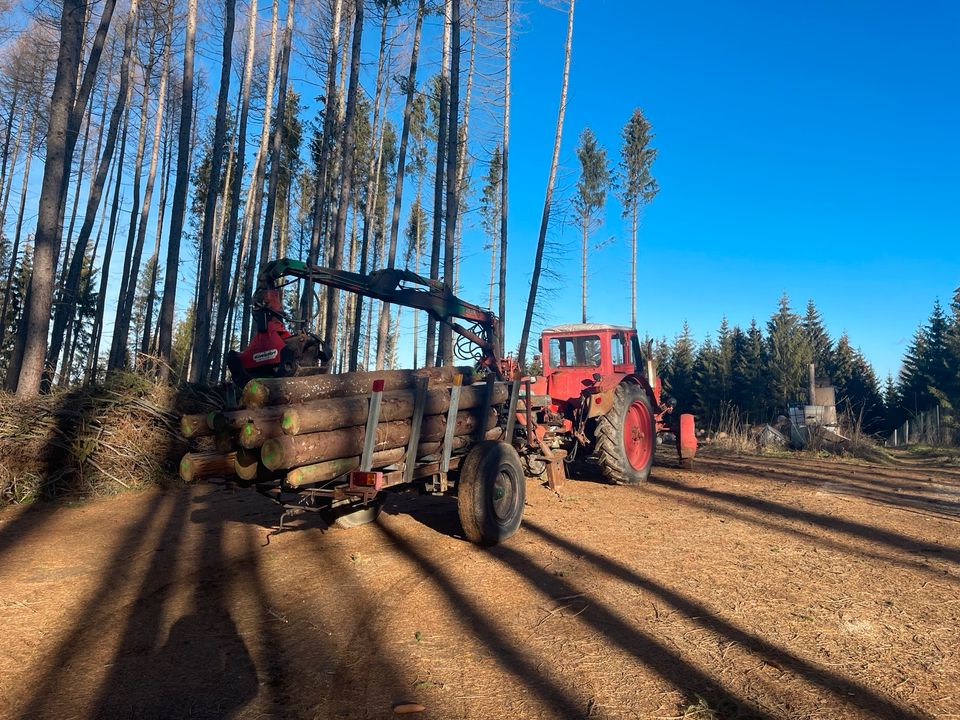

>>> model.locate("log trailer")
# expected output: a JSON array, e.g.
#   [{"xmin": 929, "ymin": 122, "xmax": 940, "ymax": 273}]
[{"xmin": 179, "ymin": 259, "xmax": 697, "ymax": 545}]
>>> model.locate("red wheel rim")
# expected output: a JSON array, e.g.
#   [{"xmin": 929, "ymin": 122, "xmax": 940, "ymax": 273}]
[{"xmin": 623, "ymin": 399, "xmax": 653, "ymax": 470}]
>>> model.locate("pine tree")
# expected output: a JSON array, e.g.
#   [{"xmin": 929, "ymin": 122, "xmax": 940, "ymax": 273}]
[
  {"xmin": 480, "ymin": 144, "xmax": 502, "ymax": 308},
  {"xmin": 572, "ymin": 127, "xmax": 610, "ymax": 323},
  {"xmin": 766, "ymin": 293, "xmax": 812, "ymax": 409},
  {"xmin": 802, "ymin": 299, "xmax": 832, "ymax": 371},
  {"xmin": 618, "ymin": 108, "xmax": 658, "ymax": 328}
]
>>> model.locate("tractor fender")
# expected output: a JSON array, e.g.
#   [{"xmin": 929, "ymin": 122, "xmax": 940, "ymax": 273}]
[{"xmin": 584, "ymin": 375, "xmax": 657, "ymax": 419}]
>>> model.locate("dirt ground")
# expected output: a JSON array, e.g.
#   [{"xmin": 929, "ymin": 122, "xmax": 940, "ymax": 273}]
[{"xmin": 0, "ymin": 448, "xmax": 958, "ymax": 720}]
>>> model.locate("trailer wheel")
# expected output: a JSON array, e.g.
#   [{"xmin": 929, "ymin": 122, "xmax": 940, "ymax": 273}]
[
  {"xmin": 457, "ymin": 441, "xmax": 525, "ymax": 546},
  {"xmin": 594, "ymin": 382, "xmax": 655, "ymax": 485},
  {"xmin": 332, "ymin": 497, "xmax": 384, "ymax": 529}
]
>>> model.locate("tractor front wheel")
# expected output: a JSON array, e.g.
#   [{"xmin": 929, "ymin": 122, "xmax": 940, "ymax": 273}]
[
  {"xmin": 594, "ymin": 382, "xmax": 656, "ymax": 485},
  {"xmin": 457, "ymin": 441, "xmax": 525, "ymax": 546}
]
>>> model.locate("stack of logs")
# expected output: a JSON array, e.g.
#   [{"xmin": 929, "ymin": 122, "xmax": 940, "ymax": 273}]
[{"xmin": 178, "ymin": 366, "xmax": 506, "ymax": 490}]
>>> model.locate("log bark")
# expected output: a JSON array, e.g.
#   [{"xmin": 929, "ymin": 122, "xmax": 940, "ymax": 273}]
[
  {"xmin": 241, "ymin": 365, "xmax": 473, "ymax": 408},
  {"xmin": 180, "ymin": 450, "xmax": 237, "ymax": 482},
  {"xmin": 180, "ymin": 412, "xmax": 217, "ymax": 439},
  {"xmin": 260, "ymin": 407, "xmax": 497, "ymax": 470},
  {"xmin": 282, "ymin": 381, "xmax": 506, "ymax": 436}
]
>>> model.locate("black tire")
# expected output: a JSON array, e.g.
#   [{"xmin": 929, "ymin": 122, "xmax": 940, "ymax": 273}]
[
  {"xmin": 594, "ymin": 382, "xmax": 656, "ymax": 485},
  {"xmin": 457, "ymin": 440, "xmax": 525, "ymax": 545},
  {"xmin": 332, "ymin": 496, "xmax": 384, "ymax": 529}
]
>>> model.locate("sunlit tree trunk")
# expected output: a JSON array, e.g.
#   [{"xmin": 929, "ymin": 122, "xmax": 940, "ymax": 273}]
[
  {"xmin": 498, "ymin": 0, "xmax": 511, "ymax": 354},
  {"xmin": 438, "ymin": 0, "xmax": 461, "ymax": 366},
  {"xmin": 188, "ymin": 0, "xmax": 236, "ymax": 383},
  {"xmin": 426, "ymin": 0, "xmax": 451, "ymax": 367},
  {"xmin": 157, "ymin": 0, "xmax": 198, "ymax": 381},
  {"xmin": 322, "ymin": 0, "xmax": 364, "ymax": 363},
  {"xmin": 517, "ymin": 0, "xmax": 574, "ymax": 368},
  {"xmin": 239, "ymin": 0, "xmax": 280, "ymax": 347},
  {"xmin": 374, "ymin": 0, "xmax": 425, "ymax": 369}
]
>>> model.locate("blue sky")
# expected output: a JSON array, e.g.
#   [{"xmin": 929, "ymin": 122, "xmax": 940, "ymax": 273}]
[{"xmin": 486, "ymin": 0, "xmax": 959, "ymax": 379}]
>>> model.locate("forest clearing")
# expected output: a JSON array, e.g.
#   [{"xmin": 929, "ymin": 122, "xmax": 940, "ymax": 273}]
[{"xmin": 0, "ymin": 448, "xmax": 957, "ymax": 719}]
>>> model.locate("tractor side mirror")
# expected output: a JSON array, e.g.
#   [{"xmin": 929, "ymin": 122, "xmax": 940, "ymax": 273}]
[
  {"xmin": 537, "ymin": 338, "xmax": 542, "ymax": 352},
  {"xmin": 592, "ymin": 373, "xmax": 602, "ymax": 383}
]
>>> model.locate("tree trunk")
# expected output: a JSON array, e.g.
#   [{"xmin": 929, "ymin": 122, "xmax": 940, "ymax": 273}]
[
  {"xmin": 157, "ymin": 0, "xmax": 198, "ymax": 381},
  {"xmin": 631, "ymin": 204, "xmax": 637, "ymax": 329},
  {"xmin": 375, "ymin": 0, "xmax": 424, "ymax": 370},
  {"xmin": 581, "ymin": 219, "xmax": 587, "ymax": 323},
  {"xmin": 452, "ymin": 4, "xmax": 477, "ymax": 295},
  {"xmin": 209, "ymin": 0, "xmax": 257, "ymax": 380},
  {"xmin": 0, "ymin": 113, "xmax": 37, "ymax": 363},
  {"xmin": 107, "ymin": 36, "xmax": 158, "ymax": 370},
  {"xmin": 88, "ymin": 79, "xmax": 135, "ymax": 379},
  {"xmin": 322, "ymin": 0, "xmax": 364, "ymax": 364},
  {"xmin": 256, "ymin": 0, "xmax": 295, "ymax": 277},
  {"xmin": 426, "ymin": 1, "xmax": 451, "ymax": 367},
  {"xmin": 498, "ymin": 0, "xmax": 511, "ymax": 355},
  {"xmin": 58, "ymin": 89, "xmax": 96, "ymax": 292},
  {"xmin": 0, "ymin": 82, "xmax": 21, "ymax": 230},
  {"xmin": 301, "ymin": 0, "xmax": 344, "ymax": 332},
  {"xmin": 188, "ymin": 0, "xmax": 236, "ymax": 384},
  {"xmin": 439, "ymin": 0, "xmax": 461, "ymax": 367},
  {"xmin": 517, "ymin": 0, "xmax": 575, "ymax": 368},
  {"xmin": 14, "ymin": 0, "xmax": 85, "ymax": 396},
  {"xmin": 239, "ymin": 0, "xmax": 280, "ymax": 348},
  {"xmin": 45, "ymin": 4, "xmax": 138, "ymax": 376},
  {"xmin": 350, "ymin": 7, "xmax": 391, "ymax": 372},
  {"xmin": 141, "ymin": 74, "xmax": 176, "ymax": 356}
]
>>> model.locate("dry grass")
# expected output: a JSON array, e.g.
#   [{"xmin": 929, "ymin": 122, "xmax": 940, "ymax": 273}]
[{"xmin": 0, "ymin": 373, "xmax": 223, "ymax": 505}]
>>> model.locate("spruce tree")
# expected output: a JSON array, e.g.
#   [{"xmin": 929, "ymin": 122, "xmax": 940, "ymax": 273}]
[
  {"xmin": 572, "ymin": 127, "xmax": 610, "ymax": 323},
  {"xmin": 802, "ymin": 299, "xmax": 832, "ymax": 371},
  {"xmin": 766, "ymin": 294, "xmax": 812, "ymax": 409},
  {"xmin": 664, "ymin": 321, "xmax": 695, "ymax": 412}
]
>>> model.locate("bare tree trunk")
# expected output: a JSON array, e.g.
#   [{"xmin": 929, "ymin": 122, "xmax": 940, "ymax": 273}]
[
  {"xmin": 46, "ymin": 5, "xmax": 138, "ymax": 375},
  {"xmin": 517, "ymin": 0, "xmax": 574, "ymax": 368},
  {"xmin": 210, "ymin": 0, "xmax": 258, "ymax": 380},
  {"xmin": 498, "ymin": 0, "xmax": 511, "ymax": 355},
  {"xmin": 58, "ymin": 89, "xmax": 95, "ymax": 290},
  {"xmin": 0, "ymin": 83, "xmax": 21, "ymax": 229},
  {"xmin": 631, "ymin": 204, "xmax": 637, "ymax": 328},
  {"xmin": 107, "ymin": 35, "xmax": 158, "ymax": 370},
  {"xmin": 239, "ymin": 0, "xmax": 280, "ymax": 347},
  {"xmin": 14, "ymin": 0, "xmax": 85, "ymax": 395},
  {"xmin": 439, "ymin": 0, "xmax": 461, "ymax": 367},
  {"xmin": 581, "ymin": 219, "xmax": 587, "ymax": 323},
  {"xmin": 157, "ymin": 0, "xmax": 198, "ymax": 381},
  {"xmin": 452, "ymin": 3, "xmax": 476, "ymax": 295},
  {"xmin": 0, "ymin": 101, "xmax": 23, "ymax": 243},
  {"xmin": 141, "ymin": 76, "xmax": 175, "ymax": 356},
  {"xmin": 188, "ymin": 0, "xmax": 237, "ymax": 383},
  {"xmin": 0, "ymin": 113, "xmax": 37, "ymax": 360},
  {"xmin": 89, "ymin": 79, "xmax": 135, "ymax": 379},
  {"xmin": 257, "ymin": 0, "xmax": 295, "ymax": 274},
  {"xmin": 425, "ymin": 0, "xmax": 451, "ymax": 368},
  {"xmin": 322, "ymin": 0, "xmax": 364, "ymax": 364},
  {"xmin": 373, "ymin": 0, "xmax": 424, "ymax": 369},
  {"xmin": 349, "ymin": 6, "xmax": 391, "ymax": 372},
  {"xmin": 301, "ymin": 0, "xmax": 344, "ymax": 331}
]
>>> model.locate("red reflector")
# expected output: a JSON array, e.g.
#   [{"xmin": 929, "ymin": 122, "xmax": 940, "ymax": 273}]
[
  {"xmin": 372, "ymin": 379, "xmax": 385, "ymax": 392},
  {"xmin": 595, "ymin": 396, "xmax": 602, "ymax": 404},
  {"xmin": 351, "ymin": 471, "xmax": 378, "ymax": 487}
]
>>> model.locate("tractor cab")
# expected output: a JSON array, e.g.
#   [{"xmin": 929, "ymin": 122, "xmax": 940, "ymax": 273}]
[{"xmin": 534, "ymin": 324, "xmax": 659, "ymax": 410}]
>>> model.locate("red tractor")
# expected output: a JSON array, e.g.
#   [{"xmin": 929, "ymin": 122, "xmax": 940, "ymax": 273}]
[{"xmin": 512, "ymin": 323, "xmax": 696, "ymax": 488}]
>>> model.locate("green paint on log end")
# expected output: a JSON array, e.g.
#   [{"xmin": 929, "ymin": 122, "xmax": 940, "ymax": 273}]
[
  {"xmin": 180, "ymin": 418, "xmax": 194, "ymax": 437},
  {"xmin": 261, "ymin": 442, "xmax": 280, "ymax": 470},
  {"xmin": 205, "ymin": 411, "xmax": 218, "ymax": 429}
]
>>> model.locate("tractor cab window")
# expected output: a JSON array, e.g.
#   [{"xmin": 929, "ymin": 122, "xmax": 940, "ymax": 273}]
[
  {"xmin": 548, "ymin": 335, "xmax": 601, "ymax": 368},
  {"xmin": 611, "ymin": 333, "xmax": 629, "ymax": 366}
]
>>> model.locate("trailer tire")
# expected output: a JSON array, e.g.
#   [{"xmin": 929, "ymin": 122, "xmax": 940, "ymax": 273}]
[
  {"xmin": 594, "ymin": 382, "xmax": 655, "ymax": 485},
  {"xmin": 332, "ymin": 497, "xmax": 384, "ymax": 529},
  {"xmin": 457, "ymin": 441, "xmax": 525, "ymax": 546}
]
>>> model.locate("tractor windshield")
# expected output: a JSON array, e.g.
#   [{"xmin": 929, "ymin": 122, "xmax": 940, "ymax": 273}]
[{"xmin": 548, "ymin": 335, "xmax": 601, "ymax": 368}]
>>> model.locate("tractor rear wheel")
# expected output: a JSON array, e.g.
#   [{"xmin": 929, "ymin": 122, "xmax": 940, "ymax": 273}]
[
  {"xmin": 457, "ymin": 441, "xmax": 525, "ymax": 546},
  {"xmin": 594, "ymin": 382, "xmax": 656, "ymax": 485}
]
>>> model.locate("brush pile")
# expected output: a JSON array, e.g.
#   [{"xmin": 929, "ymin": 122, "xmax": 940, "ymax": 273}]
[
  {"xmin": 0, "ymin": 373, "xmax": 221, "ymax": 504},
  {"xmin": 178, "ymin": 366, "xmax": 507, "ymax": 491}
]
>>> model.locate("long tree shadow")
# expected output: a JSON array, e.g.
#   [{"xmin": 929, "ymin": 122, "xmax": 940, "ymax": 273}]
[
  {"xmin": 639, "ymin": 481, "xmax": 959, "ymax": 584},
  {"xmin": 375, "ymin": 519, "xmax": 770, "ymax": 719},
  {"xmin": 87, "ymin": 489, "xmax": 258, "ymax": 718},
  {"xmin": 649, "ymin": 475, "xmax": 960, "ymax": 565},
  {"xmin": 693, "ymin": 455, "xmax": 960, "ymax": 518},
  {"xmin": 15, "ymin": 490, "xmax": 172, "ymax": 719},
  {"xmin": 521, "ymin": 519, "xmax": 929, "ymax": 720}
]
